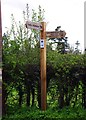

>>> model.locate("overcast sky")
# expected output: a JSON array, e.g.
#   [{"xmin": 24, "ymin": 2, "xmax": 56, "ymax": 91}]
[{"xmin": 1, "ymin": 0, "xmax": 85, "ymax": 52}]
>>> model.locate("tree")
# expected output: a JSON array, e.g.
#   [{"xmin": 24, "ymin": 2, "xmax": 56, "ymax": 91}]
[
  {"xmin": 2, "ymin": 4, "xmax": 45, "ymax": 114},
  {"xmin": 74, "ymin": 40, "xmax": 81, "ymax": 54},
  {"xmin": 47, "ymin": 26, "xmax": 69, "ymax": 54}
]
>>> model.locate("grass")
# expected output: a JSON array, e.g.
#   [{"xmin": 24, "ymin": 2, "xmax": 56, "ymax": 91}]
[{"xmin": 2, "ymin": 105, "xmax": 86, "ymax": 120}]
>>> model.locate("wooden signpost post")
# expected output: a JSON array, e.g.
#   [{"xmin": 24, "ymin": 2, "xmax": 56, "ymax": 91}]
[
  {"xmin": 40, "ymin": 22, "xmax": 46, "ymax": 110},
  {"xmin": 26, "ymin": 21, "xmax": 47, "ymax": 111},
  {"xmin": 25, "ymin": 20, "xmax": 66, "ymax": 111}
]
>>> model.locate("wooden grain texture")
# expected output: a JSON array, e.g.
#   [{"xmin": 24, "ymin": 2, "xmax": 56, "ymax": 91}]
[{"xmin": 40, "ymin": 22, "xmax": 46, "ymax": 111}]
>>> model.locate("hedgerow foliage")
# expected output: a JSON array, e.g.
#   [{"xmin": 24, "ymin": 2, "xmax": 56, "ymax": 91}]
[{"xmin": 2, "ymin": 4, "xmax": 86, "ymax": 120}]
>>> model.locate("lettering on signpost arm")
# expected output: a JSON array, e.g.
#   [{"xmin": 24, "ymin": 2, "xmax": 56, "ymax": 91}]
[
  {"xmin": 46, "ymin": 31, "xmax": 66, "ymax": 39},
  {"xmin": 25, "ymin": 20, "xmax": 42, "ymax": 30}
]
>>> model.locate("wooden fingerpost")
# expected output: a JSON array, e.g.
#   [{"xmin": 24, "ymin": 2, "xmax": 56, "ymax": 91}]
[{"xmin": 40, "ymin": 22, "xmax": 46, "ymax": 111}]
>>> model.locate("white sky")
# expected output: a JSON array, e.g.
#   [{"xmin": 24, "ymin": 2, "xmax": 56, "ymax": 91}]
[{"xmin": 1, "ymin": 0, "xmax": 85, "ymax": 52}]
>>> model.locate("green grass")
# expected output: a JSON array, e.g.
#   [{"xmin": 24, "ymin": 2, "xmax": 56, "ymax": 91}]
[{"xmin": 2, "ymin": 106, "xmax": 86, "ymax": 120}]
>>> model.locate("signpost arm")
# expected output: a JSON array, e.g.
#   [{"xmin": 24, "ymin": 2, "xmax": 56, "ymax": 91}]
[{"xmin": 40, "ymin": 22, "xmax": 46, "ymax": 111}]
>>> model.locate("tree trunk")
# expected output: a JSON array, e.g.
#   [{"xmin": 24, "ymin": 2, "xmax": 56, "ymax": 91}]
[
  {"xmin": 37, "ymin": 80, "xmax": 41, "ymax": 109},
  {"xmin": 18, "ymin": 85, "xmax": 23, "ymax": 107},
  {"xmin": 58, "ymin": 89, "xmax": 64, "ymax": 109},
  {"xmin": 31, "ymin": 87, "xmax": 35, "ymax": 106},
  {"xmin": 26, "ymin": 84, "xmax": 30, "ymax": 107}
]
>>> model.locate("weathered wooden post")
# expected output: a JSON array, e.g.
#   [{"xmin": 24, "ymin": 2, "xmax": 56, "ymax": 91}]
[
  {"xmin": 25, "ymin": 21, "xmax": 47, "ymax": 110},
  {"xmin": 40, "ymin": 22, "xmax": 46, "ymax": 110}
]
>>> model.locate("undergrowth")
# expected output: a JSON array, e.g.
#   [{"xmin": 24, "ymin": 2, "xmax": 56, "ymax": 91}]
[{"xmin": 2, "ymin": 105, "xmax": 86, "ymax": 120}]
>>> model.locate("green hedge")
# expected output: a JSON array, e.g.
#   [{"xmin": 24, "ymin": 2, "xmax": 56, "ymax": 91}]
[{"xmin": 2, "ymin": 106, "xmax": 86, "ymax": 120}]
